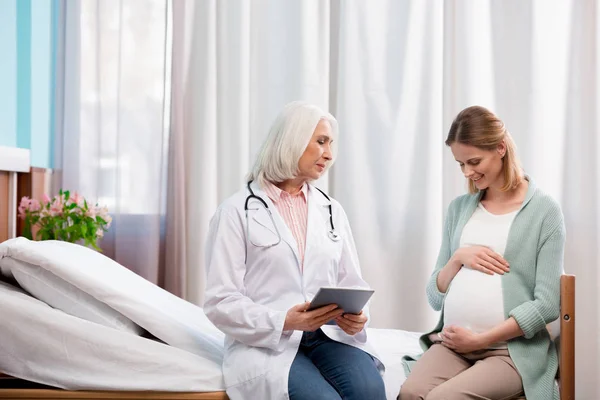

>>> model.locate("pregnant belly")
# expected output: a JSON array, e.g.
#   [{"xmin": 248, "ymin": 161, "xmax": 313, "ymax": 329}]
[{"xmin": 443, "ymin": 267, "xmax": 505, "ymax": 334}]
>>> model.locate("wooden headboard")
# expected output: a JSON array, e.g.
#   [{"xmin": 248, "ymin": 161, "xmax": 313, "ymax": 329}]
[
  {"xmin": 0, "ymin": 146, "xmax": 53, "ymax": 242},
  {"xmin": 0, "ymin": 146, "xmax": 31, "ymax": 242}
]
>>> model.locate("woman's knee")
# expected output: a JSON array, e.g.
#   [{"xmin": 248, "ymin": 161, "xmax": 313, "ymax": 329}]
[
  {"xmin": 397, "ymin": 379, "xmax": 428, "ymax": 400},
  {"xmin": 398, "ymin": 381, "xmax": 467, "ymax": 400},
  {"xmin": 425, "ymin": 385, "xmax": 462, "ymax": 400}
]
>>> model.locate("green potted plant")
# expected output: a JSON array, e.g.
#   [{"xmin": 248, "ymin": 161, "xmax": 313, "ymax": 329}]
[{"xmin": 18, "ymin": 190, "xmax": 112, "ymax": 251}]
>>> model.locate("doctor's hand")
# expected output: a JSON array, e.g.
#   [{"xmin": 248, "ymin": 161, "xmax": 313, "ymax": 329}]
[
  {"xmin": 452, "ymin": 246, "xmax": 510, "ymax": 275},
  {"xmin": 335, "ymin": 311, "xmax": 367, "ymax": 336},
  {"xmin": 283, "ymin": 302, "xmax": 344, "ymax": 332}
]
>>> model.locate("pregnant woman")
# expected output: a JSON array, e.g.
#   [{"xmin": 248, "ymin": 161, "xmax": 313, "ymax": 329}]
[{"xmin": 399, "ymin": 106, "xmax": 565, "ymax": 400}]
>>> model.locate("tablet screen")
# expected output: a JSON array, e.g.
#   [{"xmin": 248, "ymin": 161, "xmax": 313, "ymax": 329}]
[{"xmin": 308, "ymin": 287, "xmax": 374, "ymax": 314}]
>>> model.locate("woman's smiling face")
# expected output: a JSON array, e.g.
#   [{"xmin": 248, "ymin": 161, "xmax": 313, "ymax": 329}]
[{"xmin": 450, "ymin": 141, "xmax": 506, "ymax": 191}]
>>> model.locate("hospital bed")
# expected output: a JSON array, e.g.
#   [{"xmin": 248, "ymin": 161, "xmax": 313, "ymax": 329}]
[
  {"xmin": 0, "ymin": 150, "xmax": 575, "ymax": 400},
  {"xmin": 0, "ymin": 236, "xmax": 422, "ymax": 400},
  {"xmin": 0, "ymin": 244, "xmax": 576, "ymax": 400}
]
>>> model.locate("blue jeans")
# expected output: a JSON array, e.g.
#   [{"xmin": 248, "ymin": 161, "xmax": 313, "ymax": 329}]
[{"xmin": 288, "ymin": 329, "xmax": 386, "ymax": 400}]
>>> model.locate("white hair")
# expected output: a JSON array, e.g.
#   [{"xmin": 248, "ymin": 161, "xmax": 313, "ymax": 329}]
[{"xmin": 247, "ymin": 101, "xmax": 339, "ymax": 188}]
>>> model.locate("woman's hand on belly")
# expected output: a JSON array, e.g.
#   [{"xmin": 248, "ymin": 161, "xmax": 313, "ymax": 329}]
[
  {"xmin": 437, "ymin": 246, "xmax": 509, "ymax": 293},
  {"xmin": 440, "ymin": 325, "xmax": 487, "ymax": 354},
  {"xmin": 454, "ymin": 246, "xmax": 510, "ymax": 276}
]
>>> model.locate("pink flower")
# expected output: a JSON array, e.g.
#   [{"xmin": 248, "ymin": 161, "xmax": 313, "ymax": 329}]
[
  {"xmin": 85, "ymin": 207, "xmax": 97, "ymax": 218},
  {"xmin": 18, "ymin": 197, "xmax": 31, "ymax": 219},
  {"xmin": 18, "ymin": 197, "xmax": 42, "ymax": 219},
  {"xmin": 73, "ymin": 192, "xmax": 84, "ymax": 205},
  {"xmin": 29, "ymin": 199, "xmax": 41, "ymax": 212},
  {"xmin": 96, "ymin": 206, "xmax": 112, "ymax": 228},
  {"xmin": 42, "ymin": 193, "xmax": 51, "ymax": 205},
  {"xmin": 96, "ymin": 228, "xmax": 104, "ymax": 238},
  {"xmin": 49, "ymin": 197, "xmax": 63, "ymax": 217},
  {"xmin": 67, "ymin": 192, "xmax": 85, "ymax": 207}
]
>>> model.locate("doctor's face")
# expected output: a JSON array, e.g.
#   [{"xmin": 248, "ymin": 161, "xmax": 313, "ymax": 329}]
[{"xmin": 297, "ymin": 120, "xmax": 333, "ymax": 182}]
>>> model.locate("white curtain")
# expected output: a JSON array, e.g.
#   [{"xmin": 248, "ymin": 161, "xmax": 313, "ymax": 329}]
[
  {"xmin": 54, "ymin": 0, "xmax": 170, "ymax": 283},
  {"xmin": 336, "ymin": 1, "xmax": 599, "ymax": 398},
  {"xmin": 168, "ymin": 0, "xmax": 334, "ymax": 302},
  {"xmin": 172, "ymin": 0, "xmax": 598, "ymax": 397}
]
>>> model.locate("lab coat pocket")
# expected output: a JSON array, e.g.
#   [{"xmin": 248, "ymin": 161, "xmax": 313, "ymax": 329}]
[
  {"xmin": 311, "ymin": 232, "xmax": 344, "ymax": 264},
  {"xmin": 305, "ymin": 235, "xmax": 343, "ymax": 287}
]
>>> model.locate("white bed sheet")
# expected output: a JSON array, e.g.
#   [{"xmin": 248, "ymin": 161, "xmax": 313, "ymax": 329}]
[
  {"xmin": 0, "ymin": 282, "xmax": 224, "ymax": 391},
  {"xmin": 0, "ymin": 280, "xmax": 225, "ymax": 391},
  {"xmin": 0, "ymin": 238, "xmax": 423, "ymax": 397},
  {"xmin": 0, "ymin": 279, "xmax": 422, "ymax": 397},
  {"xmin": 369, "ymin": 328, "xmax": 423, "ymax": 399},
  {"xmin": 0, "ymin": 238, "xmax": 226, "ymax": 361}
]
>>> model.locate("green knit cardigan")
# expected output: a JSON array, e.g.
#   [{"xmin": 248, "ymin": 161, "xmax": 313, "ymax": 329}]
[{"xmin": 403, "ymin": 178, "xmax": 566, "ymax": 400}]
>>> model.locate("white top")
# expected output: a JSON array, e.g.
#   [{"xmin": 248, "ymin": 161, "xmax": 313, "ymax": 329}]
[{"xmin": 443, "ymin": 203, "xmax": 518, "ymax": 348}]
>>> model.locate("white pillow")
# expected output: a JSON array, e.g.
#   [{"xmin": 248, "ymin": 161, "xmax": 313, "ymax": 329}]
[
  {"xmin": 1, "ymin": 257, "xmax": 144, "ymax": 336},
  {"xmin": 0, "ymin": 238, "xmax": 225, "ymax": 360}
]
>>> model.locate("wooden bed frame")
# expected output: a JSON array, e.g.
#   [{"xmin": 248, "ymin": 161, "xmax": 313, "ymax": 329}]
[
  {"xmin": 557, "ymin": 274, "xmax": 576, "ymax": 400},
  {"xmin": 0, "ymin": 147, "xmax": 576, "ymax": 400},
  {"xmin": 0, "ymin": 382, "xmax": 227, "ymax": 400}
]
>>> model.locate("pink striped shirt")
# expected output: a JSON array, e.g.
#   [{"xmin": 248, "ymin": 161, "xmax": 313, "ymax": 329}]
[{"xmin": 263, "ymin": 182, "xmax": 309, "ymax": 268}]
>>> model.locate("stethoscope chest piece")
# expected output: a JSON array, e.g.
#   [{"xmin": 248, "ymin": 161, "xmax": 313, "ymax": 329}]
[{"xmin": 328, "ymin": 230, "xmax": 341, "ymax": 242}]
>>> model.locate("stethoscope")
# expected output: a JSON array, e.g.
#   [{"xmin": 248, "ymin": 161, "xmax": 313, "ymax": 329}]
[{"xmin": 244, "ymin": 180, "xmax": 340, "ymax": 249}]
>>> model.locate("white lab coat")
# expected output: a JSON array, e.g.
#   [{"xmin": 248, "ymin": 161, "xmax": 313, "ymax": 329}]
[{"xmin": 204, "ymin": 182, "xmax": 383, "ymax": 400}]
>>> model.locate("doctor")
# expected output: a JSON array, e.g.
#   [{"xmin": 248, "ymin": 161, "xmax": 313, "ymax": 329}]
[{"xmin": 204, "ymin": 101, "xmax": 385, "ymax": 400}]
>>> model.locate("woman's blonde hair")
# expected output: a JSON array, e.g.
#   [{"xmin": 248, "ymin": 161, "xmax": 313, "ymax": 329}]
[
  {"xmin": 446, "ymin": 106, "xmax": 523, "ymax": 194},
  {"xmin": 247, "ymin": 101, "xmax": 339, "ymax": 188}
]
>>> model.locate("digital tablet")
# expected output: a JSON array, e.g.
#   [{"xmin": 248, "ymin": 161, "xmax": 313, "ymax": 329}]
[{"xmin": 307, "ymin": 287, "xmax": 375, "ymax": 314}]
